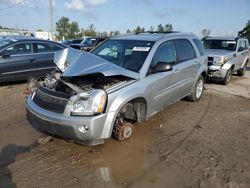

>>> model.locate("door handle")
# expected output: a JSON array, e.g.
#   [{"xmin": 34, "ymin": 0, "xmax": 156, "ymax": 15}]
[
  {"xmin": 174, "ymin": 69, "xmax": 179, "ymax": 73},
  {"xmin": 30, "ymin": 59, "xmax": 36, "ymax": 63}
]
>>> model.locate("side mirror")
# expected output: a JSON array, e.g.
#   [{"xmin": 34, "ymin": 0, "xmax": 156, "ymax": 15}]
[
  {"xmin": 238, "ymin": 46, "xmax": 244, "ymax": 52},
  {"xmin": 151, "ymin": 61, "xmax": 173, "ymax": 73},
  {"xmin": 1, "ymin": 53, "xmax": 11, "ymax": 58}
]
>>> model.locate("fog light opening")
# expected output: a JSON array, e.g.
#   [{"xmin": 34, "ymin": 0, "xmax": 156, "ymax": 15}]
[{"xmin": 78, "ymin": 125, "xmax": 89, "ymax": 133}]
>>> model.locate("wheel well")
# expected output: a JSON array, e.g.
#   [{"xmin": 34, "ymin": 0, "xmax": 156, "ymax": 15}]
[
  {"xmin": 201, "ymin": 71, "xmax": 207, "ymax": 79},
  {"xmin": 231, "ymin": 64, "xmax": 235, "ymax": 70},
  {"xmin": 119, "ymin": 97, "xmax": 147, "ymax": 123}
]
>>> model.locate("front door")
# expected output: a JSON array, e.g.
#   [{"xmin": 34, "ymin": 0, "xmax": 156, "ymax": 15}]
[
  {"xmin": 0, "ymin": 42, "xmax": 35, "ymax": 81},
  {"xmin": 146, "ymin": 40, "xmax": 182, "ymax": 116},
  {"xmin": 235, "ymin": 40, "xmax": 245, "ymax": 70}
]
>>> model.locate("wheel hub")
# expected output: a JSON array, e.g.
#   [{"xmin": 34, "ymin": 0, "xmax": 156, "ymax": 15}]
[{"xmin": 113, "ymin": 122, "xmax": 133, "ymax": 141}]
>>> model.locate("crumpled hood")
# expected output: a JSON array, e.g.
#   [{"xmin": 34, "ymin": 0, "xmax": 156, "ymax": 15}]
[
  {"xmin": 54, "ymin": 48, "xmax": 140, "ymax": 80},
  {"xmin": 205, "ymin": 49, "xmax": 234, "ymax": 57}
]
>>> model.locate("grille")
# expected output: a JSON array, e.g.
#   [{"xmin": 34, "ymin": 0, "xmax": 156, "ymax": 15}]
[
  {"xmin": 208, "ymin": 57, "xmax": 214, "ymax": 61},
  {"xmin": 207, "ymin": 57, "xmax": 214, "ymax": 66},
  {"xmin": 33, "ymin": 86, "xmax": 70, "ymax": 113},
  {"xmin": 208, "ymin": 61, "xmax": 214, "ymax": 66}
]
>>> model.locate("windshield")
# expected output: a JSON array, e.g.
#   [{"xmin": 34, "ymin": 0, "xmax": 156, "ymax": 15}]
[
  {"xmin": 203, "ymin": 39, "xmax": 236, "ymax": 51},
  {"xmin": 81, "ymin": 38, "xmax": 96, "ymax": 46},
  {"xmin": 71, "ymin": 39, "xmax": 82, "ymax": 44},
  {"xmin": 62, "ymin": 40, "xmax": 71, "ymax": 45},
  {"xmin": 0, "ymin": 39, "xmax": 12, "ymax": 47},
  {"xmin": 92, "ymin": 39, "xmax": 154, "ymax": 72}
]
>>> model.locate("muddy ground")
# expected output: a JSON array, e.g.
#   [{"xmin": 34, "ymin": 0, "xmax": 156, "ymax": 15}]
[{"xmin": 0, "ymin": 68, "xmax": 250, "ymax": 188}]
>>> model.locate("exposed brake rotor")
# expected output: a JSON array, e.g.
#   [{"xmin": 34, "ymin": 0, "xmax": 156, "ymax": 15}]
[{"xmin": 112, "ymin": 116, "xmax": 133, "ymax": 141}]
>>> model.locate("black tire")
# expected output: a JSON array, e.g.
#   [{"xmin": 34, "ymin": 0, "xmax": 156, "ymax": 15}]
[
  {"xmin": 237, "ymin": 62, "xmax": 247, "ymax": 76},
  {"xmin": 222, "ymin": 68, "xmax": 232, "ymax": 85},
  {"xmin": 187, "ymin": 75, "xmax": 205, "ymax": 102}
]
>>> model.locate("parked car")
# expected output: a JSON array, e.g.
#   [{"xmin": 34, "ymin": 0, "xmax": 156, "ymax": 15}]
[
  {"xmin": 0, "ymin": 36, "xmax": 66, "ymax": 83},
  {"xmin": 70, "ymin": 37, "xmax": 106, "ymax": 51},
  {"xmin": 26, "ymin": 32, "xmax": 207, "ymax": 146},
  {"xmin": 62, "ymin": 38, "xmax": 85, "ymax": 46},
  {"xmin": 203, "ymin": 37, "xmax": 249, "ymax": 84},
  {"xmin": 61, "ymin": 39, "xmax": 72, "ymax": 46}
]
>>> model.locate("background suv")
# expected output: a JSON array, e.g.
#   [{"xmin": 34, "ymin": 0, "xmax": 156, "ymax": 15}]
[
  {"xmin": 203, "ymin": 37, "xmax": 249, "ymax": 84},
  {"xmin": 70, "ymin": 36, "xmax": 107, "ymax": 51},
  {"xmin": 26, "ymin": 32, "xmax": 207, "ymax": 146}
]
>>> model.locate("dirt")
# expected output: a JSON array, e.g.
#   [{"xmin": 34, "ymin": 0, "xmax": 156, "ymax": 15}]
[{"xmin": 0, "ymin": 69, "xmax": 250, "ymax": 188}]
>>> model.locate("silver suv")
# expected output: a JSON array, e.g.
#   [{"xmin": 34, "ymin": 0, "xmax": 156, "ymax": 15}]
[
  {"xmin": 26, "ymin": 32, "xmax": 207, "ymax": 146},
  {"xmin": 204, "ymin": 37, "xmax": 249, "ymax": 84}
]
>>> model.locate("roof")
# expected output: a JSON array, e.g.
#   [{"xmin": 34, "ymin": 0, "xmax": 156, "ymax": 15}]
[
  {"xmin": 0, "ymin": 36, "xmax": 67, "ymax": 49},
  {"xmin": 205, "ymin": 36, "xmax": 247, "ymax": 41},
  {"xmin": 112, "ymin": 32, "xmax": 195, "ymax": 42},
  {"xmin": 1, "ymin": 35, "xmax": 51, "ymax": 42}
]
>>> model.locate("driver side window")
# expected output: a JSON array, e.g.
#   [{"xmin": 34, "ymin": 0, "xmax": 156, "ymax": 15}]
[
  {"xmin": 4, "ymin": 43, "xmax": 32, "ymax": 55},
  {"xmin": 151, "ymin": 41, "xmax": 176, "ymax": 68}
]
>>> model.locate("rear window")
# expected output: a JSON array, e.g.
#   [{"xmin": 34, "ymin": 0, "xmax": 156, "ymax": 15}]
[
  {"xmin": 193, "ymin": 39, "xmax": 205, "ymax": 56},
  {"xmin": 175, "ymin": 39, "xmax": 196, "ymax": 62},
  {"xmin": 35, "ymin": 43, "xmax": 62, "ymax": 53}
]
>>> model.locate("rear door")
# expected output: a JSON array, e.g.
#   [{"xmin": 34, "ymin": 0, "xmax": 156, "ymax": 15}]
[
  {"xmin": 175, "ymin": 39, "xmax": 200, "ymax": 95},
  {"xmin": 0, "ymin": 42, "xmax": 35, "ymax": 81},
  {"xmin": 33, "ymin": 42, "xmax": 63, "ymax": 76}
]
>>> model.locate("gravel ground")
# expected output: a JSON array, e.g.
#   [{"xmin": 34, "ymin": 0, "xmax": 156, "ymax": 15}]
[{"xmin": 0, "ymin": 68, "xmax": 249, "ymax": 188}]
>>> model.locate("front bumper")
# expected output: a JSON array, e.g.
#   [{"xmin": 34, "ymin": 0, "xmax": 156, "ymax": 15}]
[
  {"xmin": 26, "ymin": 96, "xmax": 108, "ymax": 146},
  {"xmin": 207, "ymin": 65, "xmax": 228, "ymax": 80}
]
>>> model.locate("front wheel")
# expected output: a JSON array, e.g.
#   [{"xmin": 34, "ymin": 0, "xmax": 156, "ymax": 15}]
[
  {"xmin": 187, "ymin": 75, "xmax": 205, "ymax": 102},
  {"xmin": 222, "ymin": 68, "xmax": 232, "ymax": 85}
]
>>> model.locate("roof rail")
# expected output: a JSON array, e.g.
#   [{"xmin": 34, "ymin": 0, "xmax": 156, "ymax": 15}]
[{"xmin": 135, "ymin": 31, "xmax": 180, "ymax": 35}]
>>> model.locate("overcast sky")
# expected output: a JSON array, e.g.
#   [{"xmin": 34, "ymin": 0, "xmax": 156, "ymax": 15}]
[{"xmin": 0, "ymin": 0, "xmax": 249, "ymax": 37}]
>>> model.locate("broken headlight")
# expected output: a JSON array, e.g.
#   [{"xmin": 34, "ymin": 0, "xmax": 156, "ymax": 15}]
[{"xmin": 70, "ymin": 89, "xmax": 107, "ymax": 116}]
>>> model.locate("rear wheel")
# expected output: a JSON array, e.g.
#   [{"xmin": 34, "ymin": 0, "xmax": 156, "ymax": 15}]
[
  {"xmin": 187, "ymin": 75, "xmax": 205, "ymax": 102},
  {"xmin": 237, "ymin": 63, "xmax": 247, "ymax": 76},
  {"xmin": 222, "ymin": 68, "xmax": 232, "ymax": 85}
]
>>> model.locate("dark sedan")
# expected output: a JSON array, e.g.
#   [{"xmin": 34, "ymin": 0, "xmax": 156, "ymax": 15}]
[{"xmin": 0, "ymin": 37, "xmax": 66, "ymax": 83}]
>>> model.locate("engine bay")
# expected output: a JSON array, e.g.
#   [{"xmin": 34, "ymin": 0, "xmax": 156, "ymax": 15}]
[{"xmin": 30, "ymin": 71, "xmax": 132, "ymax": 96}]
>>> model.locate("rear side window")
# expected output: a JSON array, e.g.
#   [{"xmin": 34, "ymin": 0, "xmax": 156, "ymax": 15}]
[
  {"xmin": 175, "ymin": 39, "xmax": 196, "ymax": 62},
  {"xmin": 35, "ymin": 43, "xmax": 62, "ymax": 53},
  {"xmin": 193, "ymin": 39, "xmax": 205, "ymax": 56}
]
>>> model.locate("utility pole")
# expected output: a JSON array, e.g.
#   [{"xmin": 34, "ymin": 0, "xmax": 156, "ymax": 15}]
[{"xmin": 49, "ymin": 0, "xmax": 54, "ymax": 40}]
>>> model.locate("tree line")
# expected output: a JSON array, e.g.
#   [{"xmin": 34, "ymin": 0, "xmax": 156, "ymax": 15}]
[
  {"xmin": 55, "ymin": 16, "xmax": 173, "ymax": 40},
  {"xmin": 238, "ymin": 20, "xmax": 250, "ymax": 42}
]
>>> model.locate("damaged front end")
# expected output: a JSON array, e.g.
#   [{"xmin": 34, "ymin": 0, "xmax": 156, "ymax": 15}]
[
  {"xmin": 32, "ymin": 72, "xmax": 133, "ymax": 115},
  {"xmin": 29, "ymin": 48, "xmax": 138, "ymax": 115},
  {"xmin": 26, "ymin": 48, "xmax": 138, "ymax": 145}
]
